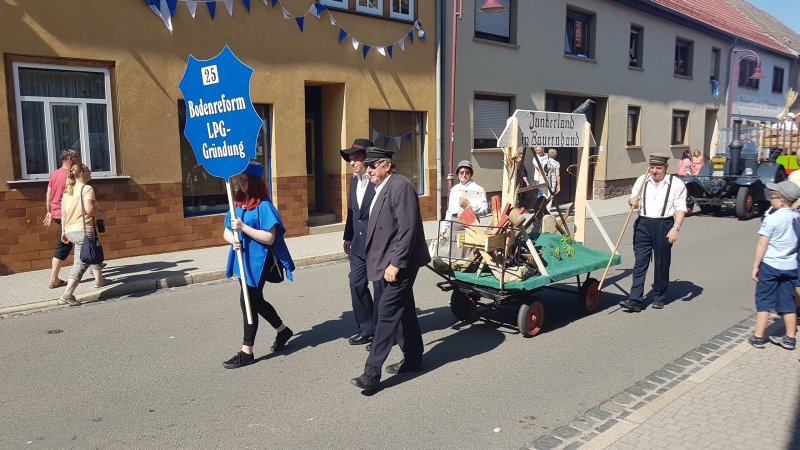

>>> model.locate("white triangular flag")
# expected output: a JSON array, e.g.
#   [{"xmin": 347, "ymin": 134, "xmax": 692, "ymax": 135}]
[
  {"xmin": 398, "ymin": 38, "xmax": 405, "ymax": 52},
  {"xmin": 224, "ymin": 0, "xmax": 234, "ymax": 15},
  {"xmin": 376, "ymin": 46, "xmax": 386, "ymax": 56},
  {"xmin": 159, "ymin": 0, "xmax": 173, "ymax": 33},
  {"xmin": 394, "ymin": 136, "xmax": 402, "ymax": 149},
  {"xmin": 185, "ymin": 0, "xmax": 197, "ymax": 17},
  {"xmin": 262, "ymin": 0, "xmax": 269, "ymax": 5},
  {"xmin": 282, "ymin": 6, "xmax": 291, "ymax": 19},
  {"xmin": 351, "ymin": 37, "xmax": 359, "ymax": 50},
  {"xmin": 372, "ymin": 130, "xmax": 380, "ymax": 143},
  {"xmin": 309, "ymin": 4, "xmax": 319, "ymax": 18},
  {"xmin": 329, "ymin": 15, "xmax": 337, "ymax": 26}
]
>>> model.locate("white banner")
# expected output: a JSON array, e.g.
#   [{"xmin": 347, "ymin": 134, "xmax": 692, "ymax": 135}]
[{"xmin": 497, "ymin": 109, "xmax": 595, "ymax": 148}]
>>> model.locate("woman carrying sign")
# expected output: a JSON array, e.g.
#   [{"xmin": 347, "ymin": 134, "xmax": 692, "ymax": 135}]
[{"xmin": 222, "ymin": 161, "xmax": 296, "ymax": 369}]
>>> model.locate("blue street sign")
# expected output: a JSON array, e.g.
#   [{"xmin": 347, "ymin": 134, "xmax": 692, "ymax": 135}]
[{"xmin": 178, "ymin": 46, "xmax": 262, "ymax": 180}]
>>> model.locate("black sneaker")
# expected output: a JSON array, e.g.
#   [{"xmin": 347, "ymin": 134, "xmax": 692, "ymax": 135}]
[
  {"xmin": 651, "ymin": 300, "xmax": 664, "ymax": 309},
  {"xmin": 748, "ymin": 335, "xmax": 767, "ymax": 348},
  {"xmin": 768, "ymin": 335, "xmax": 796, "ymax": 350},
  {"xmin": 270, "ymin": 327, "xmax": 293, "ymax": 352},
  {"xmin": 222, "ymin": 351, "xmax": 254, "ymax": 369},
  {"xmin": 618, "ymin": 299, "xmax": 642, "ymax": 312}
]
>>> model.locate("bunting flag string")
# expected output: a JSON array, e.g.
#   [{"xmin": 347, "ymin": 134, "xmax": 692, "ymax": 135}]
[
  {"xmin": 371, "ymin": 125, "xmax": 418, "ymax": 151},
  {"xmin": 143, "ymin": 0, "xmax": 426, "ymax": 60}
]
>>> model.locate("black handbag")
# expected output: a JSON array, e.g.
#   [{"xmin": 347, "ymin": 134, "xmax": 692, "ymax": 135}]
[
  {"xmin": 79, "ymin": 185, "xmax": 105, "ymax": 265},
  {"xmin": 264, "ymin": 247, "xmax": 285, "ymax": 284}
]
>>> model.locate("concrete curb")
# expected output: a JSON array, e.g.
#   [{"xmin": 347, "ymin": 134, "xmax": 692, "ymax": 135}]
[{"xmin": 0, "ymin": 255, "xmax": 348, "ymax": 317}]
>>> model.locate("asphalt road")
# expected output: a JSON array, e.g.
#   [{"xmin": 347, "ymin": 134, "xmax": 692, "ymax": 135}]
[{"xmin": 0, "ymin": 212, "xmax": 762, "ymax": 449}]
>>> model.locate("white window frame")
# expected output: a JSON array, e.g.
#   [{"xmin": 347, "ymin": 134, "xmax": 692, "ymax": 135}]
[
  {"xmin": 356, "ymin": 0, "xmax": 383, "ymax": 16},
  {"xmin": 389, "ymin": 0, "xmax": 413, "ymax": 21},
  {"xmin": 320, "ymin": 0, "xmax": 348, "ymax": 8},
  {"xmin": 13, "ymin": 62, "xmax": 116, "ymax": 180}
]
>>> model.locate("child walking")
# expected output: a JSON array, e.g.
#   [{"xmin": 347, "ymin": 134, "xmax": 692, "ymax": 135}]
[{"xmin": 750, "ymin": 181, "xmax": 799, "ymax": 350}]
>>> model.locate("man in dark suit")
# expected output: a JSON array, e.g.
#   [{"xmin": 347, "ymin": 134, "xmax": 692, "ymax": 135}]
[
  {"xmin": 351, "ymin": 147, "xmax": 430, "ymax": 391},
  {"xmin": 341, "ymin": 138, "xmax": 376, "ymax": 346}
]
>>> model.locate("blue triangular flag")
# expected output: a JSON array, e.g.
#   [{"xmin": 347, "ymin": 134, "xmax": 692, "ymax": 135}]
[
  {"xmin": 271, "ymin": 0, "xmax": 277, "ymax": 6},
  {"xmin": 383, "ymin": 136, "xmax": 390, "ymax": 148},
  {"xmin": 166, "ymin": 0, "xmax": 177, "ymax": 16},
  {"xmin": 408, "ymin": 30, "xmax": 414, "ymax": 43},
  {"xmin": 243, "ymin": 0, "xmax": 250, "ymax": 11},
  {"xmin": 295, "ymin": 17, "xmax": 304, "ymax": 32},
  {"xmin": 405, "ymin": 132, "xmax": 413, "ymax": 142},
  {"xmin": 317, "ymin": 4, "xmax": 327, "ymax": 13},
  {"xmin": 207, "ymin": 1, "xmax": 216, "ymax": 18},
  {"xmin": 146, "ymin": 0, "xmax": 159, "ymax": 7},
  {"xmin": 338, "ymin": 29, "xmax": 348, "ymax": 43},
  {"xmin": 363, "ymin": 45, "xmax": 370, "ymax": 59},
  {"xmin": 387, "ymin": 45, "xmax": 393, "ymax": 58}
]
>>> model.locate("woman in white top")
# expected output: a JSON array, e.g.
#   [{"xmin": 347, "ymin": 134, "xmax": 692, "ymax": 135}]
[
  {"xmin": 532, "ymin": 146, "xmax": 550, "ymax": 199},
  {"xmin": 439, "ymin": 160, "xmax": 488, "ymax": 238},
  {"xmin": 547, "ymin": 148, "xmax": 561, "ymax": 211}
]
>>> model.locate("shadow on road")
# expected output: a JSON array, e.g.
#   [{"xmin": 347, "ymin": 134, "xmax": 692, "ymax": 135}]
[{"xmin": 92, "ymin": 259, "xmax": 198, "ymax": 300}]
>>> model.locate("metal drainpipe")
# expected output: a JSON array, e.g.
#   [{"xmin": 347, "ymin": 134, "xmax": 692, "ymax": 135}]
[{"xmin": 435, "ymin": 0, "xmax": 444, "ymax": 220}]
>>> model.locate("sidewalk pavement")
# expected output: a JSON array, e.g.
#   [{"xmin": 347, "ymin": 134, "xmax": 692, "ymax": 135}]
[{"xmin": 0, "ymin": 196, "xmax": 630, "ymax": 315}]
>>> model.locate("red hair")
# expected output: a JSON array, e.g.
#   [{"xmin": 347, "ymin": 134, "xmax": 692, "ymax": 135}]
[{"xmin": 234, "ymin": 174, "xmax": 270, "ymax": 210}]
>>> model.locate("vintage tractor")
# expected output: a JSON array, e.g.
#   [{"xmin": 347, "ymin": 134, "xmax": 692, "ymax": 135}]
[{"xmin": 683, "ymin": 120, "xmax": 786, "ymax": 220}]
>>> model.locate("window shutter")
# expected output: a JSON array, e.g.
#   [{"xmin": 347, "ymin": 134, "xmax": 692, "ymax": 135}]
[
  {"xmin": 474, "ymin": 98, "xmax": 510, "ymax": 142},
  {"xmin": 475, "ymin": 0, "xmax": 510, "ymax": 38}
]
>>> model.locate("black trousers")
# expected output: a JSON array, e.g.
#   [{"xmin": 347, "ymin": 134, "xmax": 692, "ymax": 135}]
[
  {"xmin": 364, "ymin": 268, "xmax": 423, "ymax": 379},
  {"xmin": 630, "ymin": 217, "xmax": 673, "ymax": 303},
  {"xmin": 240, "ymin": 270, "xmax": 283, "ymax": 347},
  {"xmin": 348, "ymin": 253, "xmax": 375, "ymax": 337}
]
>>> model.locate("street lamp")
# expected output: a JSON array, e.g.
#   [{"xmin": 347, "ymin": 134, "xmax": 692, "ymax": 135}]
[
  {"xmin": 446, "ymin": 0, "xmax": 507, "ymax": 189},
  {"xmin": 726, "ymin": 48, "xmax": 766, "ymax": 128}
]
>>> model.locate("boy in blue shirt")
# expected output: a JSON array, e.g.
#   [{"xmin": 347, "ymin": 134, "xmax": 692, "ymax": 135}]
[{"xmin": 750, "ymin": 181, "xmax": 800, "ymax": 349}]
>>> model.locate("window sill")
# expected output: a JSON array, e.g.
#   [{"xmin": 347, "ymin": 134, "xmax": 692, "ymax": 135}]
[
  {"xmin": 471, "ymin": 147, "xmax": 503, "ymax": 154},
  {"xmin": 473, "ymin": 37, "xmax": 519, "ymax": 50},
  {"xmin": 670, "ymin": 145, "xmax": 690, "ymax": 151},
  {"xmin": 563, "ymin": 54, "xmax": 596, "ymax": 63},
  {"xmin": 626, "ymin": 145, "xmax": 642, "ymax": 151},
  {"xmin": 8, "ymin": 175, "xmax": 131, "ymax": 186},
  {"xmin": 628, "ymin": 65, "xmax": 644, "ymax": 72},
  {"xmin": 673, "ymin": 74, "xmax": 693, "ymax": 80}
]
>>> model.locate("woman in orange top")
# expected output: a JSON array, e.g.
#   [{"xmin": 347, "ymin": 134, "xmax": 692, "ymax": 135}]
[{"xmin": 690, "ymin": 149, "xmax": 704, "ymax": 175}]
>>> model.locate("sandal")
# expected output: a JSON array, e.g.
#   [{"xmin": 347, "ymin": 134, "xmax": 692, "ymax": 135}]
[{"xmin": 48, "ymin": 279, "xmax": 67, "ymax": 289}]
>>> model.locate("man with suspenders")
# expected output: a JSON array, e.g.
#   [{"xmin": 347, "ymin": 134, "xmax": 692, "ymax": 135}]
[{"xmin": 619, "ymin": 153, "xmax": 688, "ymax": 312}]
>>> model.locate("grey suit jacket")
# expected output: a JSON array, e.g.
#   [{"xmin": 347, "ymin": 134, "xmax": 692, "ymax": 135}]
[{"xmin": 365, "ymin": 173, "xmax": 431, "ymax": 282}]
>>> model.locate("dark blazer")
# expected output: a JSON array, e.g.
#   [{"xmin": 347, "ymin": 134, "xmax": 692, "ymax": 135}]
[
  {"xmin": 343, "ymin": 175, "xmax": 375, "ymax": 259},
  {"xmin": 365, "ymin": 173, "xmax": 431, "ymax": 282}
]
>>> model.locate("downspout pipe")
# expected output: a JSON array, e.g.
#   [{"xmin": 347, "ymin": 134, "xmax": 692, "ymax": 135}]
[{"xmin": 435, "ymin": 0, "xmax": 443, "ymax": 220}]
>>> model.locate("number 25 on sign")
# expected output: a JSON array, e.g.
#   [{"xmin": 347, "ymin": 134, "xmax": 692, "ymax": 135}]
[{"xmin": 202, "ymin": 65, "xmax": 219, "ymax": 86}]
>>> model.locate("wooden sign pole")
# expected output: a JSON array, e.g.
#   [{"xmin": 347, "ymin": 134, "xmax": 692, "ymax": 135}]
[
  {"xmin": 501, "ymin": 117, "xmax": 520, "ymax": 209},
  {"xmin": 573, "ymin": 121, "xmax": 592, "ymax": 243},
  {"xmin": 226, "ymin": 181, "xmax": 254, "ymax": 325}
]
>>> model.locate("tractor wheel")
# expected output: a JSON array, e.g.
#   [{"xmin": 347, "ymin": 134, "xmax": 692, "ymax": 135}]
[
  {"xmin": 450, "ymin": 291, "xmax": 478, "ymax": 320},
  {"xmin": 517, "ymin": 299, "xmax": 545, "ymax": 338},
  {"xmin": 735, "ymin": 186, "xmax": 755, "ymax": 220}
]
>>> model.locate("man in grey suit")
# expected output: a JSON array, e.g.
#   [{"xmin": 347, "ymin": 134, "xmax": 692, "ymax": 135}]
[
  {"xmin": 350, "ymin": 147, "xmax": 430, "ymax": 391},
  {"xmin": 341, "ymin": 138, "xmax": 376, "ymax": 346}
]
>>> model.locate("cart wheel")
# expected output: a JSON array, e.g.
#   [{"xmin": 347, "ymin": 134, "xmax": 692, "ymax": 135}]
[
  {"xmin": 450, "ymin": 291, "xmax": 478, "ymax": 320},
  {"xmin": 517, "ymin": 300, "xmax": 545, "ymax": 337},
  {"xmin": 578, "ymin": 277, "xmax": 601, "ymax": 314}
]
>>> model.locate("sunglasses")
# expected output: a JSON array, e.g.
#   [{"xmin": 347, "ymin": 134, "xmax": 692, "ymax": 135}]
[{"xmin": 367, "ymin": 160, "xmax": 387, "ymax": 170}]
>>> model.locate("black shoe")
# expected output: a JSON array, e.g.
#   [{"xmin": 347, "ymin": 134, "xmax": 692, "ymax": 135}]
[
  {"xmin": 365, "ymin": 343, "xmax": 372, "ymax": 351},
  {"xmin": 348, "ymin": 334, "xmax": 373, "ymax": 345},
  {"xmin": 385, "ymin": 359, "xmax": 423, "ymax": 375},
  {"xmin": 618, "ymin": 299, "xmax": 643, "ymax": 312},
  {"xmin": 651, "ymin": 300, "xmax": 664, "ymax": 309},
  {"xmin": 222, "ymin": 351, "xmax": 254, "ymax": 369},
  {"xmin": 350, "ymin": 374, "xmax": 380, "ymax": 391},
  {"xmin": 271, "ymin": 327, "xmax": 293, "ymax": 352}
]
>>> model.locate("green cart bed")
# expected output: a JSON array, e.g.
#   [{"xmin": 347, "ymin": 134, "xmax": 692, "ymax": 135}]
[{"xmin": 430, "ymin": 232, "xmax": 622, "ymax": 338}]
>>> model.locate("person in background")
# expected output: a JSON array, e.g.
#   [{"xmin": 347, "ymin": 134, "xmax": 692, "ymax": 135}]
[
  {"xmin": 514, "ymin": 150, "xmax": 530, "ymax": 209},
  {"xmin": 531, "ymin": 146, "xmax": 550, "ymax": 199},
  {"xmin": 222, "ymin": 161, "xmax": 296, "ymax": 369},
  {"xmin": 546, "ymin": 148, "xmax": 562, "ymax": 211},
  {"xmin": 341, "ymin": 138, "xmax": 376, "ymax": 347},
  {"xmin": 748, "ymin": 181, "xmax": 799, "ymax": 350},
  {"xmin": 439, "ymin": 160, "xmax": 488, "ymax": 238},
  {"xmin": 58, "ymin": 164, "xmax": 111, "ymax": 305},
  {"xmin": 690, "ymin": 149, "xmax": 704, "ymax": 176},
  {"xmin": 677, "ymin": 150, "xmax": 691, "ymax": 176},
  {"xmin": 44, "ymin": 149, "xmax": 80, "ymax": 289}
]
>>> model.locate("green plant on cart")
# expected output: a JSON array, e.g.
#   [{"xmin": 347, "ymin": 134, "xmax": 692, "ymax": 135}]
[{"xmin": 550, "ymin": 235, "xmax": 576, "ymax": 261}]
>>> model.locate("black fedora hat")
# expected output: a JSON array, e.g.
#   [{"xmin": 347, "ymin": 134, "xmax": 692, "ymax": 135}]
[
  {"xmin": 364, "ymin": 147, "xmax": 395, "ymax": 164},
  {"xmin": 340, "ymin": 138, "xmax": 373, "ymax": 161}
]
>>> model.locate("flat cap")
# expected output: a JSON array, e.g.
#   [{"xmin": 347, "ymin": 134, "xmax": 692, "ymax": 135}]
[
  {"xmin": 767, "ymin": 180, "xmax": 800, "ymax": 203},
  {"xmin": 364, "ymin": 147, "xmax": 395, "ymax": 164},
  {"xmin": 648, "ymin": 153, "xmax": 670, "ymax": 165}
]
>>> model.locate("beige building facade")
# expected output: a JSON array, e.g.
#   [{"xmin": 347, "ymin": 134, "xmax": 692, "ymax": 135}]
[{"xmin": 0, "ymin": 0, "xmax": 437, "ymax": 274}]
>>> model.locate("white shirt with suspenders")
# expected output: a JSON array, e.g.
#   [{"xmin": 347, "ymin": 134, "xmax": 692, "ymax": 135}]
[{"xmin": 630, "ymin": 174, "xmax": 688, "ymax": 220}]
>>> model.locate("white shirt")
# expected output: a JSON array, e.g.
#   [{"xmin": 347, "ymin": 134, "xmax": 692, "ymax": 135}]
[
  {"xmin": 630, "ymin": 174, "xmax": 687, "ymax": 218},
  {"xmin": 532, "ymin": 154, "xmax": 550, "ymax": 183},
  {"xmin": 441, "ymin": 180, "xmax": 489, "ymax": 232},
  {"xmin": 353, "ymin": 172, "xmax": 370, "ymax": 209},
  {"xmin": 548, "ymin": 159, "xmax": 560, "ymax": 187},
  {"xmin": 370, "ymin": 173, "xmax": 392, "ymax": 215}
]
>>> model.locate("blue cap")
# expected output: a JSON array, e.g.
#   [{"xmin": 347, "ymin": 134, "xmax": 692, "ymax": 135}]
[{"xmin": 242, "ymin": 161, "xmax": 264, "ymax": 177}]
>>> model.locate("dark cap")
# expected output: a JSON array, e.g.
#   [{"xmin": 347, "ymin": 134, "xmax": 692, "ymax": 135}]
[
  {"xmin": 340, "ymin": 138, "xmax": 374, "ymax": 162},
  {"xmin": 242, "ymin": 161, "xmax": 264, "ymax": 177},
  {"xmin": 767, "ymin": 180, "xmax": 800, "ymax": 202},
  {"xmin": 456, "ymin": 160, "xmax": 473, "ymax": 174},
  {"xmin": 648, "ymin": 153, "xmax": 670, "ymax": 166},
  {"xmin": 364, "ymin": 147, "xmax": 395, "ymax": 164}
]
